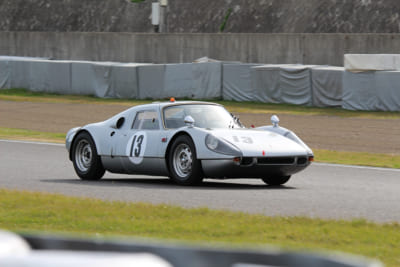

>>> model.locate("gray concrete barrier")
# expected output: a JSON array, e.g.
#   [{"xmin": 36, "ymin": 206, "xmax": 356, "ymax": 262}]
[{"xmin": 3, "ymin": 32, "xmax": 400, "ymax": 66}]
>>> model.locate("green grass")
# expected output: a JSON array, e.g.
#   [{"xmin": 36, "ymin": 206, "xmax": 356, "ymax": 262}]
[
  {"xmin": 0, "ymin": 88, "xmax": 150, "ymax": 106},
  {"xmin": 1, "ymin": 88, "xmax": 400, "ymax": 119},
  {"xmin": 0, "ymin": 189, "xmax": 398, "ymax": 266},
  {"xmin": 314, "ymin": 149, "xmax": 400, "ymax": 169},
  {"xmin": 0, "ymin": 127, "xmax": 65, "ymax": 143}
]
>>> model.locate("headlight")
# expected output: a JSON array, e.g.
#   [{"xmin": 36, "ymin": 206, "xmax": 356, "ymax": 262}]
[
  {"xmin": 205, "ymin": 134, "xmax": 242, "ymax": 156},
  {"xmin": 206, "ymin": 134, "xmax": 218, "ymax": 150}
]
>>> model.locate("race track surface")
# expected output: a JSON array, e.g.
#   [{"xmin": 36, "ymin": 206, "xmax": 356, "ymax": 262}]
[{"xmin": 1, "ymin": 140, "xmax": 400, "ymax": 223}]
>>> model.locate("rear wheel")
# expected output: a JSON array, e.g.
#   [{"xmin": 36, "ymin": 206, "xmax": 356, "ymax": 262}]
[
  {"xmin": 168, "ymin": 135, "xmax": 203, "ymax": 186},
  {"xmin": 261, "ymin": 176, "xmax": 291, "ymax": 186},
  {"xmin": 72, "ymin": 132, "xmax": 105, "ymax": 180}
]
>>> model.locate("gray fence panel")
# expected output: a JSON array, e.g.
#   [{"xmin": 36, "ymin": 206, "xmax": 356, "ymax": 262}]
[
  {"xmin": 9, "ymin": 60, "xmax": 32, "ymax": 89},
  {"xmin": 311, "ymin": 66, "xmax": 344, "ymax": 107},
  {"xmin": 374, "ymin": 71, "xmax": 400, "ymax": 111},
  {"xmin": 30, "ymin": 60, "xmax": 71, "ymax": 94},
  {"xmin": 71, "ymin": 61, "xmax": 114, "ymax": 97},
  {"xmin": 0, "ymin": 59, "xmax": 10, "ymax": 89},
  {"xmin": 251, "ymin": 65, "xmax": 295, "ymax": 103},
  {"xmin": 279, "ymin": 66, "xmax": 314, "ymax": 106},
  {"xmin": 45, "ymin": 61, "xmax": 72, "ymax": 94},
  {"xmin": 191, "ymin": 62, "xmax": 222, "ymax": 99},
  {"xmin": 163, "ymin": 63, "xmax": 194, "ymax": 99},
  {"xmin": 108, "ymin": 64, "xmax": 141, "ymax": 99},
  {"xmin": 2, "ymin": 56, "xmax": 399, "ymax": 111},
  {"xmin": 222, "ymin": 64, "xmax": 262, "ymax": 101},
  {"xmin": 342, "ymin": 71, "xmax": 378, "ymax": 111},
  {"xmin": 137, "ymin": 64, "xmax": 165, "ymax": 99},
  {"xmin": 29, "ymin": 61, "xmax": 48, "ymax": 92}
]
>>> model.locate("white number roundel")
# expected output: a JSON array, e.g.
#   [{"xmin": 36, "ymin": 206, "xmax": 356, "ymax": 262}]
[{"xmin": 126, "ymin": 131, "xmax": 147, "ymax": 164}]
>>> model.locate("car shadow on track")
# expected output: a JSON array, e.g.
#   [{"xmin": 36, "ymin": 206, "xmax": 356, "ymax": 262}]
[{"xmin": 41, "ymin": 177, "xmax": 296, "ymax": 190}]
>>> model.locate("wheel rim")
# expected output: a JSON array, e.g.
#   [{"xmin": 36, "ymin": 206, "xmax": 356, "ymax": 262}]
[
  {"xmin": 172, "ymin": 143, "xmax": 193, "ymax": 179},
  {"xmin": 75, "ymin": 139, "xmax": 92, "ymax": 173}
]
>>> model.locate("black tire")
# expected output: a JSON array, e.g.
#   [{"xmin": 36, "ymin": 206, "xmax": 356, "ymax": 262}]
[
  {"xmin": 71, "ymin": 132, "xmax": 105, "ymax": 180},
  {"xmin": 168, "ymin": 135, "xmax": 203, "ymax": 186},
  {"xmin": 261, "ymin": 176, "xmax": 291, "ymax": 186}
]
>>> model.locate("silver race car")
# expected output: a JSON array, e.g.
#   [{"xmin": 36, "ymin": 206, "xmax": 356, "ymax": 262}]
[{"xmin": 66, "ymin": 100, "xmax": 314, "ymax": 186}]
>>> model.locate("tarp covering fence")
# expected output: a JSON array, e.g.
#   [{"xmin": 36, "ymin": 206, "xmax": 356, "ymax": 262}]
[
  {"xmin": 311, "ymin": 66, "xmax": 343, "ymax": 108},
  {"xmin": 0, "ymin": 57, "xmax": 223, "ymax": 100},
  {"xmin": 343, "ymin": 70, "xmax": 400, "ymax": 111},
  {"xmin": 226, "ymin": 64, "xmax": 343, "ymax": 108},
  {"xmin": 222, "ymin": 64, "xmax": 262, "ymax": 101},
  {"xmin": 1, "ymin": 56, "xmax": 400, "ymax": 111}
]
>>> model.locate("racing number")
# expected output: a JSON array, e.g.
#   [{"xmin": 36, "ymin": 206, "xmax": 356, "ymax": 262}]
[
  {"xmin": 130, "ymin": 134, "xmax": 144, "ymax": 157},
  {"xmin": 233, "ymin": 136, "xmax": 253, "ymax": 144}
]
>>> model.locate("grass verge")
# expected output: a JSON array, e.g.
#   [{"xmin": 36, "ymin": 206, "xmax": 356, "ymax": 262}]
[
  {"xmin": 0, "ymin": 127, "xmax": 65, "ymax": 143},
  {"xmin": 1, "ymin": 88, "xmax": 400, "ymax": 119},
  {"xmin": 314, "ymin": 149, "xmax": 400, "ymax": 169},
  {"xmin": 1, "ymin": 127, "xmax": 399, "ymax": 169},
  {"xmin": 0, "ymin": 189, "xmax": 398, "ymax": 266}
]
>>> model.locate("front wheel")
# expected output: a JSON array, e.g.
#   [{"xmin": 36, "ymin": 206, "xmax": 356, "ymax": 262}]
[
  {"xmin": 261, "ymin": 176, "xmax": 291, "ymax": 186},
  {"xmin": 168, "ymin": 135, "xmax": 203, "ymax": 186},
  {"xmin": 71, "ymin": 132, "xmax": 105, "ymax": 180}
]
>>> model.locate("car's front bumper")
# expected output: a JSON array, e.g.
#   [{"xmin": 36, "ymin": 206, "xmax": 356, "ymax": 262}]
[{"xmin": 201, "ymin": 155, "xmax": 312, "ymax": 178}]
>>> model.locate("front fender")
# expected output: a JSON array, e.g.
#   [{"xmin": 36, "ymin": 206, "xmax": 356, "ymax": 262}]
[
  {"xmin": 166, "ymin": 127, "xmax": 240, "ymax": 160},
  {"xmin": 65, "ymin": 127, "xmax": 81, "ymax": 153},
  {"xmin": 66, "ymin": 127, "xmax": 101, "ymax": 161},
  {"xmin": 257, "ymin": 125, "xmax": 313, "ymax": 156}
]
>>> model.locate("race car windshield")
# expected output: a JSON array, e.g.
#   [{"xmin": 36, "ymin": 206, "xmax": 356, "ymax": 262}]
[{"xmin": 163, "ymin": 104, "xmax": 243, "ymax": 129}]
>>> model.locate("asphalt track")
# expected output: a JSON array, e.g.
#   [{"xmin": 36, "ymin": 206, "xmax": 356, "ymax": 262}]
[{"xmin": 1, "ymin": 139, "xmax": 400, "ymax": 223}]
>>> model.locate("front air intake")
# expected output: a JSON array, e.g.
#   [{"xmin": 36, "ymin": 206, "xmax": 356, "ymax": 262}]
[
  {"xmin": 257, "ymin": 157, "xmax": 295, "ymax": 165},
  {"xmin": 297, "ymin": 157, "xmax": 308, "ymax": 165}
]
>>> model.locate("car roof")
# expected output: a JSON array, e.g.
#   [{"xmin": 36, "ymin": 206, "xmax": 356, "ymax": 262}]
[
  {"xmin": 111, "ymin": 100, "xmax": 222, "ymax": 120},
  {"xmin": 134, "ymin": 100, "xmax": 222, "ymax": 110}
]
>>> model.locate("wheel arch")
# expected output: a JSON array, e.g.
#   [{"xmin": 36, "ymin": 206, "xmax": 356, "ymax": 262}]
[
  {"xmin": 164, "ymin": 131, "xmax": 196, "ymax": 174},
  {"xmin": 69, "ymin": 130, "xmax": 98, "ymax": 161}
]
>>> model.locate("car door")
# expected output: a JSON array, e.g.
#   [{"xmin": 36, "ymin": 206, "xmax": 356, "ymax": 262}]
[{"xmin": 113, "ymin": 109, "xmax": 163, "ymax": 174}]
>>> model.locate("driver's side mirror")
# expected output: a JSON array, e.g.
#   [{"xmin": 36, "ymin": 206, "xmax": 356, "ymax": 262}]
[
  {"xmin": 271, "ymin": 115, "xmax": 280, "ymax": 128},
  {"xmin": 184, "ymin": 115, "xmax": 195, "ymax": 128}
]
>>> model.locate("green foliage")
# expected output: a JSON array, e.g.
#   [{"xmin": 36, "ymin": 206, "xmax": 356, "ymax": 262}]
[
  {"xmin": 0, "ymin": 189, "xmax": 398, "ymax": 266},
  {"xmin": 220, "ymin": 8, "xmax": 232, "ymax": 32},
  {"xmin": 131, "ymin": 0, "xmax": 145, "ymax": 3}
]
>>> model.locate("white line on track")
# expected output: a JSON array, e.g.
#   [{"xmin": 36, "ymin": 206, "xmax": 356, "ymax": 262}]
[
  {"xmin": 313, "ymin": 162, "xmax": 400, "ymax": 172},
  {"xmin": 1, "ymin": 139, "xmax": 399, "ymax": 172},
  {"xmin": 0, "ymin": 139, "xmax": 64, "ymax": 147}
]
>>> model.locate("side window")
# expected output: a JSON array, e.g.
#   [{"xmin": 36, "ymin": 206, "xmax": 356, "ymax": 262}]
[{"xmin": 132, "ymin": 110, "xmax": 160, "ymax": 130}]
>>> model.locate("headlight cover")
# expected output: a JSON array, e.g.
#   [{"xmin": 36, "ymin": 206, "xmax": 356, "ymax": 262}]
[{"xmin": 205, "ymin": 134, "xmax": 242, "ymax": 156}]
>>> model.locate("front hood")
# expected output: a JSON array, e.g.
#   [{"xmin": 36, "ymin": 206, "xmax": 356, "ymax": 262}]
[{"xmin": 210, "ymin": 129, "xmax": 309, "ymax": 157}]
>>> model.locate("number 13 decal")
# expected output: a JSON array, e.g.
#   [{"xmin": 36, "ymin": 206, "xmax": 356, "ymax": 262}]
[
  {"xmin": 130, "ymin": 134, "xmax": 144, "ymax": 157},
  {"xmin": 126, "ymin": 131, "xmax": 147, "ymax": 164},
  {"xmin": 233, "ymin": 136, "xmax": 253, "ymax": 144}
]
